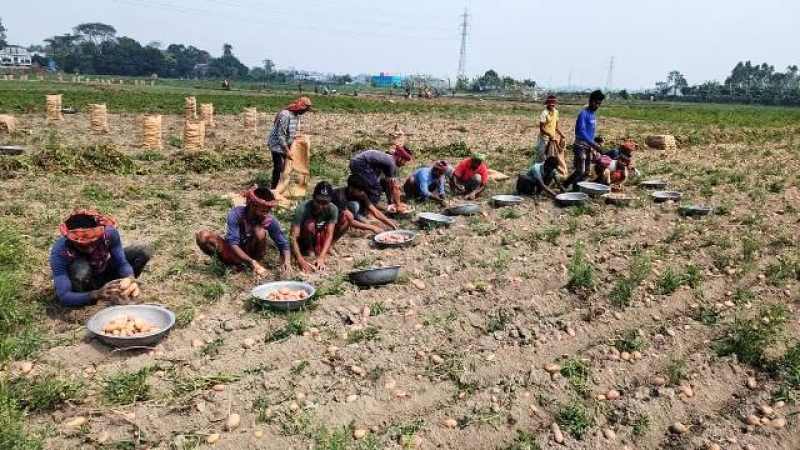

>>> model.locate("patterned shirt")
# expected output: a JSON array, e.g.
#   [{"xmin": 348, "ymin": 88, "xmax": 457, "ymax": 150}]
[
  {"xmin": 225, "ymin": 206, "xmax": 290, "ymax": 252},
  {"xmin": 267, "ymin": 110, "xmax": 300, "ymax": 154}
]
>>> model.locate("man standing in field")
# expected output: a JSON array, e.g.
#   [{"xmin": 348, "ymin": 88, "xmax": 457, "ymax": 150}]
[
  {"xmin": 536, "ymin": 95, "xmax": 566, "ymax": 162},
  {"xmin": 564, "ymin": 90, "xmax": 606, "ymax": 190},
  {"xmin": 267, "ymin": 97, "xmax": 312, "ymax": 189},
  {"xmin": 447, "ymin": 153, "xmax": 489, "ymax": 200},
  {"xmin": 290, "ymin": 182, "xmax": 339, "ymax": 274},
  {"xmin": 348, "ymin": 145, "xmax": 413, "ymax": 213}
]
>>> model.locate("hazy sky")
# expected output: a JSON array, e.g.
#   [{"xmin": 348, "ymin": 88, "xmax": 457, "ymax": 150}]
[{"xmin": 3, "ymin": 0, "xmax": 799, "ymax": 89}]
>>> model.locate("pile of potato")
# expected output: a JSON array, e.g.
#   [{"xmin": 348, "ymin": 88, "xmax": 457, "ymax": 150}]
[
  {"xmin": 267, "ymin": 287, "xmax": 310, "ymax": 301},
  {"xmin": 379, "ymin": 233, "xmax": 410, "ymax": 244},
  {"xmin": 118, "ymin": 278, "xmax": 141, "ymax": 299},
  {"xmin": 101, "ymin": 316, "xmax": 159, "ymax": 337}
]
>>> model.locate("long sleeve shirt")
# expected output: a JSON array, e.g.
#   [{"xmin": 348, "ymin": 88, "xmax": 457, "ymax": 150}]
[
  {"xmin": 225, "ymin": 206, "xmax": 290, "ymax": 252},
  {"xmin": 267, "ymin": 110, "xmax": 300, "ymax": 154},
  {"xmin": 413, "ymin": 167, "xmax": 445, "ymax": 199},
  {"xmin": 50, "ymin": 227, "xmax": 133, "ymax": 307},
  {"xmin": 574, "ymin": 108, "xmax": 597, "ymax": 144}
]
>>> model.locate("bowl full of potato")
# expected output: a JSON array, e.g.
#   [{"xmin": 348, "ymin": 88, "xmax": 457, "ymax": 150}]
[
  {"xmin": 86, "ymin": 304, "xmax": 176, "ymax": 348},
  {"xmin": 251, "ymin": 281, "xmax": 316, "ymax": 311},
  {"xmin": 374, "ymin": 230, "xmax": 417, "ymax": 248}
]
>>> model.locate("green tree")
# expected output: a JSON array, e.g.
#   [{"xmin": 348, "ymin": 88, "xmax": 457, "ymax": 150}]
[
  {"xmin": 0, "ymin": 16, "xmax": 7, "ymax": 48},
  {"xmin": 208, "ymin": 43, "xmax": 248, "ymax": 79},
  {"xmin": 667, "ymin": 70, "xmax": 688, "ymax": 95},
  {"xmin": 73, "ymin": 23, "xmax": 116, "ymax": 45}
]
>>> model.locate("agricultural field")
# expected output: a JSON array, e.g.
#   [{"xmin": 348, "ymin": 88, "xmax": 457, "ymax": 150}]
[{"xmin": 0, "ymin": 81, "xmax": 799, "ymax": 450}]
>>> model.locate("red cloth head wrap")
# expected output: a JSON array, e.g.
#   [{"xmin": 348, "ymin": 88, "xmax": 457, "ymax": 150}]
[{"xmin": 60, "ymin": 209, "xmax": 116, "ymax": 245}]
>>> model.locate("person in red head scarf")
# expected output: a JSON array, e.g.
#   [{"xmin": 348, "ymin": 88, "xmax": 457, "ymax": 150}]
[
  {"xmin": 196, "ymin": 186, "xmax": 291, "ymax": 276},
  {"xmin": 267, "ymin": 97, "xmax": 313, "ymax": 189},
  {"xmin": 403, "ymin": 160, "xmax": 449, "ymax": 206},
  {"xmin": 348, "ymin": 143, "xmax": 414, "ymax": 213},
  {"xmin": 50, "ymin": 209, "xmax": 153, "ymax": 307}
]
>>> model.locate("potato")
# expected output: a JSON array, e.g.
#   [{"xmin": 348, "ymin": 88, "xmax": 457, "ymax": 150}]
[
  {"xmin": 131, "ymin": 286, "xmax": 141, "ymax": 298},
  {"xmin": 122, "ymin": 282, "xmax": 138, "ymax": 297},
  {"xmin": 119, "ymin": 278, "xmax": 132, "ymax": 290},
  {"xmin": 278, "ymin": 287, "xmax": 291, "ymax": 295}
]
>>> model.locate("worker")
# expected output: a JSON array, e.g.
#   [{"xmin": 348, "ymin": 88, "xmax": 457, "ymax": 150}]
[
  {"xmin": 447, "ymin": 153, "xmax": 489, "ymax": 200},
  {"xmin": 536, "ymin": 95, "xmax": 566, "ymax": 162},
  {"xmin": 404, "ymin": 160, "xmax": 448, "ymax": 206},
  {"xmin": 348, "ymin": 145, "xmax": 413, "ymax": 213},
  {"xmin": 267, "ymin": 97, "xmax": 312, "ymax": 189},
  {"xmin": 564, "ymin": 90, "xmax": 606, "ymax": 190}
]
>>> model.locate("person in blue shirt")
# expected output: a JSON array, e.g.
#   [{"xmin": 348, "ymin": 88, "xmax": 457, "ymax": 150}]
[
  {"xmin": 50, "ymin": 209, "xmax": 153, "ymax": 307},
  {"xmin": 564, "ymin": 90, "xmax": 606, "ymax": 190},
  {"xmin": 516, "ymin": 157, "xmax": 560, "ymax": 198},
  {"xmin": 196, "ymin": 186, "xmax": 291, "ymax": 277},
  {"xmin": 403, "ymin": 160, "xmax": 448, "ymax": 206}
]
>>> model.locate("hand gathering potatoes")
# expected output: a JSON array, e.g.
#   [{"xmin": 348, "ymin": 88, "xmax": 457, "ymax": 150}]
[
  {"xmin": 117, "ymin": 278, "xmax": 141, "ymax": 299},
  {"xmin": 267, "ymin": 287, "xmax": 310, "ymax": 301},
  {"xmin": 101, "ymin": 315, "xmax": 159, "ymax": 337}
]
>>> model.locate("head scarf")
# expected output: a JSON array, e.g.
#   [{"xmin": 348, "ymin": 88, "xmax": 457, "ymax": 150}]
[
  {"xmin": 242, "ymin": 186, "xmax": 278, "ymax": 209},
  {"xmin": 286, "ymin": 97, "xmax": 312, "ymax": 112},
  {"xmin": 432, "ymin": 160, "xmax": 447, "ymax": 174},
  {"xmin": 60, "ymin": 209, "xmax": 116, "ymax": 245},
  {"xmin": 393, "ymin": 145, "xmax": 413, "ymax": 162},
  {"xmin": 471, "ymin": 152, "xmax": 486, "ymax": 162}
]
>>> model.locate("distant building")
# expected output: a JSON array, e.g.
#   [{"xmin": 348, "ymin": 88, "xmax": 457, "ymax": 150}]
[
  {"xmin": 0, "ymin": 45, "xmax": 33, "ymax": 68},
  {"xmin": 371, "ymin": 72, "xmax": 404, "ymax": 87}
]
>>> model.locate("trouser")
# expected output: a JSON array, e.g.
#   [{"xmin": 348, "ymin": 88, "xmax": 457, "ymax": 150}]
[
  {"xmin": 564, "ymin": 145, "xmax": 592, "ymax": 190},
  {"xmin": 535, "ymin": 138, "xmax": 549, "ymax": 162},
  {"xmin": 346, "ymin": 200, "xmax": 368, "ymax": 223},
  {"xmin": 298, "ymin": 220, "xmax": 330, "ymax": 256},
  {"xmin": 68, "ymin": 244, "xmax": 154, "ymax": 292},
  {"xmin": 270, "ymin": 151, "xmax": 286, "ymax": 189},
  {"xmin": 445, "ymin": 167, "xmax": 481, "ymax": 194}
]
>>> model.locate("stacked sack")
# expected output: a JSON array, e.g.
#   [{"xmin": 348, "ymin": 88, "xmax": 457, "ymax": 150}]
[
  {"xmin": 141, "ymin": 115, "xmax": 163, "ymax": 150},
  {"xmin": 645, "ymin": 135, "xmax": 677, "ymax": 150},
  {"xmin": 90, "ymin": 104, "xmax": 109, "ymax": 133},
  {"xmin": 184, "ymin": 120, "xmax": 206, "ymax": 150},
  {"xmin": 46, "ymin": 94, "xmax": 63, "ymax": 121},
  {"xmin": 243, "ymin": 107, "xmax": 258, "ymax": 133},
  {"xmin": 200, "ymin": 103, "xmax": 215, "ymax": 128},
  {"xmin": 185, "ymin": 96, "xmax": 197, "ymax": 120}
]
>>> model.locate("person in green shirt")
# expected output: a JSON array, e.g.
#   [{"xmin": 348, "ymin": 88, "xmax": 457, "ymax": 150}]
[{"xmin": 290, "ymin": 181, "xmax": 339, "ymax": 273}]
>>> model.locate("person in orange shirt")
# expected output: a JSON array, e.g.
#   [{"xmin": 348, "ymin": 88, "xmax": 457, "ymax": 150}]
[{"xmin": 446, "ymin": 153, "xmax": 489, "ymax": 200}]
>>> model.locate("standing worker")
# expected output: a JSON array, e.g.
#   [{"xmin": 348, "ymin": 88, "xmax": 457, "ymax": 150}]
[
  {"xmin": 536, "ymin": 95, "xmax": 566, "ymax": 162},
  {"xmin": 267, "ymin": 97, "xmax": 312, "ymax": 189},
  {"xmin": 564, "ymin": 90, "xmax": 606, "ymax": 190}
]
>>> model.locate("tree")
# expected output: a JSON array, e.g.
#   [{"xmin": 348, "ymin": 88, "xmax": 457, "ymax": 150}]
[
  {"xmin": 73, "ymin": 23, "xmax": 117, "ymax": 45},
  {"xmin": 0, "ymin": 16, "xmax": 7, "ymax": 48},
  {"xmin": 208, "ymin": 44, "xmax": 248, "ymax": 79},
  {"xmin": 666, "ymin": 70, "xmax": 688, "ymax": 96}
]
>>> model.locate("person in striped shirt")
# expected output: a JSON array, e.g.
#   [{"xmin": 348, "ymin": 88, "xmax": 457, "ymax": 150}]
[{"xmin": 267, "ymin": 97, "xmax": 312, "ymax": 189}]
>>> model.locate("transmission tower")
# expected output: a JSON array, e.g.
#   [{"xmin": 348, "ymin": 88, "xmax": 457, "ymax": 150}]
[
  {"xmin": 458, "ymin": 8, "xmax": 470, "ymax": 81},
  {"xmin": 605, "ymin": 56, "xmax": 615, "ymax": 93}
]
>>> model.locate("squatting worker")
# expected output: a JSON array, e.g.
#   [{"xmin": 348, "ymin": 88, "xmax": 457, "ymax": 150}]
[
  {"xmin": 50, "ymin": 209, "xmax": 153, "ymax": 307},
  {"xmin": 564, "ymin": 90, "xmax": 606, "ymax": 191},
  {"xmin": 596, "ymin": 139, "xmax": 636, "ymax": 187},
  {"xmin": 267, "ymin": 97, "xmax": 312, "ymax": 189},
  {"xmin": 447, "ymin": 153, "xmax": 489, "ymax": 200},
  {"xmin": 536, "ymin": 95, "xmax": 566, "ymax": 162},
  {"xmin": 195, "ymin": 186, "xmax": 291, "ymax": 276},
  {"xmin": 348, "ymin": 145, "xmax": 413, "ymax": 212},
  {"xmin": 404, "ymin": 160, "xmax": 448, "ymax": 206},
  {"xmin": 331, "ymin": 174, "xmax": 397, "ymax": 242},
  {"xmin": 290, "ymin": 181, "xmax": 339, "ymax": 274},
  {"xmin": 517, "ymin": 157, "xmax": 561, "ymax": 198}
]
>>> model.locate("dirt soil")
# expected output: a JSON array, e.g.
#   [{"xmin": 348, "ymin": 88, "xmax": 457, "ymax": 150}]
[{"xmin": 1, "ymin": 107, "xmax": 799, "ymax": 450}]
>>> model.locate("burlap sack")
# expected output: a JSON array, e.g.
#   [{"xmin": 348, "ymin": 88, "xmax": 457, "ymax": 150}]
[
  {"xmin": 243, "ymin": 107, "xmax": 258, "ymax": 133},
  {"xmin": 200, "ymin": 103, "xmax": 215, "ymax": 127},
  {"xmin": 90, "ymin": 104, "xmax": 109, "ymax": 133},
  {"xmin": 0, "ymin": 114, "xmax": 19, "ymax": 134},
  {"xmin": 142, "ymin": 115, "xmax": 163, "ymax": 150},
  {"xmin": 184, "ymin": 120, "xmax": 206, "ymax": 150},
  {"xmin": 46, "ymin": 95, "xmax": 63, "ymax": 121},
  {"xmin": 185, "ymin": 96, "xmax": 197, "ymax": 120}
]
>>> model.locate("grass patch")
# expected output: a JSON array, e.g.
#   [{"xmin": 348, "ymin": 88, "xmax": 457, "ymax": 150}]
[
  {"xmin": 567, "ymin": 243, "xmax": 595, "ymax": 292},
  {"xmin": 169, "ymin": 373, "xmax": 240, "ymax": 399},
  {"xmin": 12, "ymin": 375, "xmax": 84, "ymax": 412},
  {"xmin": 611, "ymin": 330, "xmax": 646, "ymax": 353},
  {"xmin": 560, "ymin": 359, "xmax": 591, "ymax": 397},
  {"xmin": 629, "ymin": 412, "xmax": 651, "ymax": 438},
  {"xmin": 266, "ymin": 313, "xmax": 309, "ymax": 342},
  {"xmin": 778, "ymin": 343, "xmax": 800, "ymax": 387},
  {"xmin": 349, "ymin": 326, "xmax": 380, "ymax": 343},
  {"xmin": 609, "ymin": 255, "xmax": 651, "ymax": 308},
  {"xmin": 716, "ymin": 305, "xmax": 788, "ymax": 367},
  {"xmin": 104, "ymin": 367, "xmax": 152, "ymax": 406},
  {"xmin": 502, "ymin": 430, "xmax": 541, "ymax": 450},
  {"xmin": 486, "ymin": 308, "xmax": 511, "ymax": 333},
  {"xmin": 556, "ymin": 402, "xmax": 595, "ymax": 440},
  {"xmin": 201, "ymin": 337, "xmax": 225, "ymax": 358},
  {"xmin": 0, "ymin": 379, "xmax": 42, "ymax": 450},
  {"xmin": 655, "ymin": 265, "xmax": 703, "ymax": 295}
]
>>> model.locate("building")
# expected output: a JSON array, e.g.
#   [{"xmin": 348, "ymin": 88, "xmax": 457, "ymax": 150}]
[
  {"xmin": 371, "ymin": 72, "xmax": 404, "ymax": 87},
  {"xmin": 0, "ymin": 45, "xmax": 33, "ymax": 68}
]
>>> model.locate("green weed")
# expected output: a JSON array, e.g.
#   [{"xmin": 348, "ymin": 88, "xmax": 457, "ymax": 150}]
[
  {"xmin": 556, "ymin": 403, "xmax": 595, "ymax": 439},
  {"xmin": 349, "ymin": 327, "xmax": 380, "ymax": 343},
  {"xmin": 12, "ymin": 375, "xmax": 84, "ymax": 412},
  {"xmin": 104, "ymin": 368, "xmax": 152, "ymax": 406},
  {"xmin": 560, "ymin": 359, "xmax": 591, "ymax": 397},
  {"xmin": 630, "ymin": 413, "xmax": 651, "ymax": 438},
  {"xmin": 486, "ymin": 309, "xmax": 511, "ymax": 333},
  {"xmin": 611, "ymin": 330, "xmax": 646, "ymax": 353},
  {"xmin": 266, "ymin": 313, "xmax": 308, "ymax": 342},
  {"xmin": 502, "ymin": 430, "xmax": 541, "ymax": 450},
  {"xmin": 567, "ymin": 244, "xmax": 595, "ymax": 292},
  {"xmin": 716, "ymin": 305, "xmax": 788, "ymax": 366},
  {"xmin": 201, "ymin": 337, "xmax": 225, "ymax": 358}
]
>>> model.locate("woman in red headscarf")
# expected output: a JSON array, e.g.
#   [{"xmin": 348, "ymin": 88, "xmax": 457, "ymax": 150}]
[
  {"xmin": 267, "ymin": 97, "xmax": 313, "ymax": 190},
  {"xmin": 196, "ymin": 186, "xmax": 291, "ymax": 276},
  {"xmin": 50, "ymin": 209, "xmax": 154, "ymax": 307}
]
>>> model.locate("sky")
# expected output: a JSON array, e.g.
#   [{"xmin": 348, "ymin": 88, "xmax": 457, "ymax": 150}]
[{"xmin": 2, "ymin": 0, "xmax": 799, "ymax": 90}]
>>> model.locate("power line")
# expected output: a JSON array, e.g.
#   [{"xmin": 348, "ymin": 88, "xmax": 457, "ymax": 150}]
[
  {"xmin": 605, "ymin": 56, "xmax": 615, "ymax": 93},
  {"xmin": 458, "ymin": 8, "xmax": 469, "ymax": 80}
]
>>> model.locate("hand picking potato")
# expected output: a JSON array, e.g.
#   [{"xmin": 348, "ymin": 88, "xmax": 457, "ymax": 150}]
[
  {"xmin": 101, "ymin": 315, "xmax": 159, "ymax": 336},
  {"xmin": 267, "ymin": 289, "xmax": 309, "ymax": 301},
  {"xmin": 117, "ymin": 279, "xmax": 140, "ymax": 299}
]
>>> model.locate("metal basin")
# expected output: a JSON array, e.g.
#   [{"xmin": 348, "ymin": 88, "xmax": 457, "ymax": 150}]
[
  {"xmin": 679, "ymin": 204, "xmax": 712, "ymax": 217},
  {"xmin": 374, "ymin": 230, "xmax": 417, "ymax": 248},
  {"xmin": 86, "ymin": 305, "xmax": 175, "ymax": 348},
  {"xmin": 577, "ymin": 182, "xmax": 611, "ymax": 197},
  {"xmin": 555, "ymin": 192, "xmax": 589, "ymax": 207},
  {"xmin": 492, "ymin": 195, "xmax": 523, "ymax": 207},
  {"xmin": 251, "ymin": 281, "xmax": 316, "ymax": 311},
  {"xmin": 652, "ymin": 190, "xmax": 682, "ymax": 203},
  {"xmin": 443, "ymin": 203, "xmax": 480, "ymax": 216},
  {"xmin": 640, "ymin": 179, "xmax": 669, "ymax": 189},
  {"xmin": 418, "ymin": 212, "xmax": 455, "ymax": 228},
  {"xmin": 603, "ymin": 193, "xmax": 634, "ymax": 206},
  {"xmin": 348, "ymin": 265, "xmax": 401, "ymax": 287},
  {"xmin": 0, "ymin": 146, "xmax": 24, "ymax": 156}
]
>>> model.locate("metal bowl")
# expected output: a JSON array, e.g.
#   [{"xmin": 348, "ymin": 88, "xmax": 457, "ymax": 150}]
[
  {"xmin": 679, "ymin": 204, "xmax": 712, "ymax": 217},
  {"xmin": 640, "ymin": 179, "xmax": 669, "ymax": 189},
  {"xmin": 555, "ymin": 192, "xmax": 589, "ymax": 207},
  {"xmin": 348, "ymin": 265, "xmax": 401, "ymax": 287},
  {"xmin": 443, "ymin": 203, "xmax": 480, "ymax": 216},
  {"xmin": 602, "ymin": 193, "xmax": 634, "ymax": 206},
  {"xmin": 418, "ymin": 212, "xmax": 456, "ymax": 228},
  {"xmin": 652, "ymin": 190, "xmax": 682, "ymax": 203},
  {"xmin": 251, "ymin": 281, "xmax": 316, "ymax": 311},
  {"xmin": 374, "ymin": 230, "xmax": 417, "ymax": 248},
  {"xmin": 492, "ymin": 195, "xmax": 523, "ymax": 207},
  {"xmin": 577, "ymin": 182, "xmax": 611, "ymax": 197},
  {"xmin": 0, "ymin": 146, "xmax": 24, "ymax": 156},
  {"xmin": 86, "ymin": 305, "xmax": 176, "ymax": 348}
]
